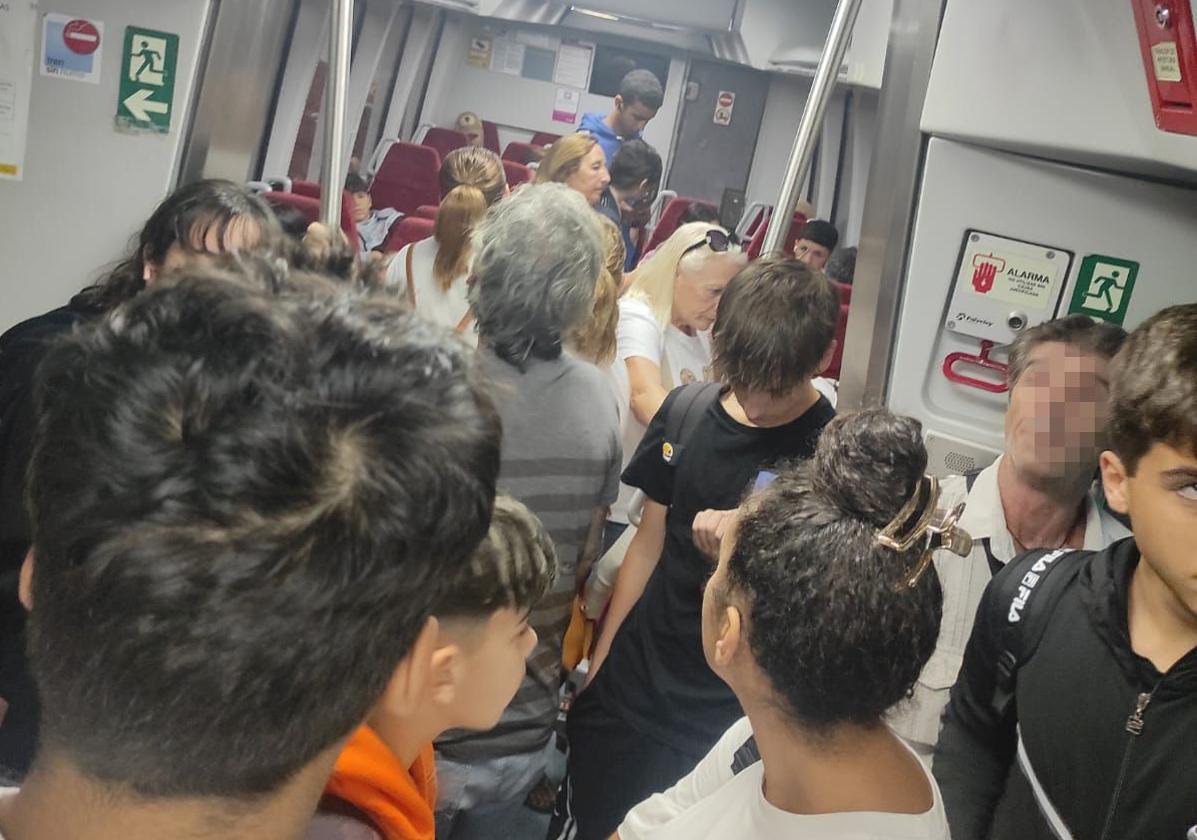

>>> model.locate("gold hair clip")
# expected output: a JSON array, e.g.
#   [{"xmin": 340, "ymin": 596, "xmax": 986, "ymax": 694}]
[{"xmin": 876, "ymin": 475, "xmax": 974, "ymax": 589}]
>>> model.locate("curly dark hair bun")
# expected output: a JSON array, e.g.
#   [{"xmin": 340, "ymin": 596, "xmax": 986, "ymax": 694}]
[{"xmin": 726, "ymin": 408, "xmax": 942, "ymax": 732}]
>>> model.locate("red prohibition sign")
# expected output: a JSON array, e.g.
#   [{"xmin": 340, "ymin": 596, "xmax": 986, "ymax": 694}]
[
  {"xmin": 717, "ymin": 92, "xmax": 734, "ymax": 107},
  {"xmin": 63, "ymin": 20, "xmax": 101, "ymax": 55}
]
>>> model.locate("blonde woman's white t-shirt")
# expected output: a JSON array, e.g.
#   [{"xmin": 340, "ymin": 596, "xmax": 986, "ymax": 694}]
[
  {"xmin": 385, "ymin": 238, "xmax": 476, "ymax": 347},
  {"xmin": 608, "ymin": 296, "xmax": 711, "ymax": 524},
  {"xmin": 619, "ymin": 717, "xmax": 950, "ymax": 840}
]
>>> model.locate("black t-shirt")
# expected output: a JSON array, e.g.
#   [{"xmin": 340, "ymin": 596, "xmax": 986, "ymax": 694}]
[{"xmin": 592, "ymin": 387, "xmax": 834, "ymax": 757}]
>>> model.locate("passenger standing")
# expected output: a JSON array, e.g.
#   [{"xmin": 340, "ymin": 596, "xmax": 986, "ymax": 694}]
[
  {"xmin": 433, "ymin": 184, "xmax": 622, "ymax": 840},
  {"xmin": 385, "ymin": 146, "xmax": 507, "ymax": 344},
  {"xmin": 579, "ymin": 70, "xmax": 665, "ymax": 163},
  {"xmin": 934, "ymin": 304, "xmax": 1197, "ymax": 840},
  {"xmin": 596, "ymin": 139, "xmax": 662, "ymax": 271},
  {"xmin": 0, "ymin": 266, "xmax": 503, "ymax": 840},
  {"xmin": 566, "ymin": 217, "xmax": 625, "ymax": 369},
  {"xmin": 605, "ymin": 223, "xmax": 747, "ymax": 550},
  {"xmin": 617, "ymin": 411, "xmax": 955, "ymax": 840},
  {"xmin": 0, "ymin": 180, "xmax": 284, "ymax": 777},
  {"xmin": 536, "ymin": 133, "xmax": 610, "ymax": 207},
  {"xmin": 549, "ymin": 256, "xmax": 840, "ymax": 840},
  {"xmin": 890, "ymin": 315, "xmax": 1129, "ymax": 756}
]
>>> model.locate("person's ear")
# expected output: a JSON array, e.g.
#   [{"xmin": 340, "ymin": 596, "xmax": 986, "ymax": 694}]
[
  {"xmin": 19, "ymin": 549, "xmax": 34, "ymax": 611},
  {"xmin": 377, "ymin": 617, "xmax": 439, "ymax": 717},
  {"xmin": 613, "ymin": 94, "xmax": 624, "ymax": 112},
  {"xmin": 1099, "ymin": 450, "xmax": 1131, "ymax": 515},
  {"xmin": 712, "ymin": 605, "xmax": 742, "ymax": 667},
  {"xmin": 815, "ymin": 340, "xmax": 838, "ymax": 377},
  {"xmin": 426, "ymin": 642, "xmax": 466, "ymax": 709},
  {"xmin": 142, "ymin": 247, "xmax": 159, "ymax": 284}
]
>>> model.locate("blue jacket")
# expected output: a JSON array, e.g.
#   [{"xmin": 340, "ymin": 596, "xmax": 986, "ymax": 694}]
[{"xmin": 578, "ymin": 112, "xmax": 637, "ymax": 163}]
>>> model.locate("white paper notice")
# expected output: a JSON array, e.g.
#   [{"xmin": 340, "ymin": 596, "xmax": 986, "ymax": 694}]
[
  {"xmin": 490, "ymin": 37, "xmax": 525, "ymax": 76},
  {"xmin": 553, "ymin": 42, "xmax": 593, "ymax": 89},
  {"xmin": 552, "ymin": 87, "xmax": 581, "ymax": 124},
  {"xmin": 0, "ymin": 2, "xmax": 36, "ymax": 180}
]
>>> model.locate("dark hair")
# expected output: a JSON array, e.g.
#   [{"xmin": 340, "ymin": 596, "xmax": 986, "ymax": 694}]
[
  {"xmin": 679, "ymin": 203, "xmax": 720, "ymax": 226},
  {"xmin": 435, "ymin": 493, "xmax": 556, "ymax": 618},
  {"xmin": 711, "ymin": 256, "xmax": 839, "ymax": 392},
  {"xmin": 609, "ymin": 139, "xmax": 662, "ymax": 192},
  {"xmin": 26, "ymin": 267, "xmax": 501, "ymax": 799},
  {"xmin": 619, "ymin": 69, "xmax": 664, "ymax": 111},
  {"xmin": 721, "ymin": 409, "xmax": 942, "ymax": 732},
  {"xmin": 344, "ymin": 172, "xmax": 370, "ymax": 194},
  {"xmin": 825, "ymin": 246, "xmax": 857, "ymax": 285},
  {"xmin": 70, "ymin": 179, "xmax": 283, "ymax": 314},
  {"xmin": 799, "ymin": 219, "xmax": 839, "ymax": 252},
  {"xmin": 1006, "ymin": 314, "xmax": 1127, "ymax": 387},
  {"xmin": 271, "ymin": 202, "xmax": 311, "ymax": 241},
  {"xmin": 1108, "ymin": 304, "xmax": 1197, "ymax": 474}
]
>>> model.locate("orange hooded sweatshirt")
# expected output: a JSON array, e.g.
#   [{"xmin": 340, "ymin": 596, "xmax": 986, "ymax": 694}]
[{"xmin": 322, "ymin": 725, "xmax": 438, "ymax": 840}]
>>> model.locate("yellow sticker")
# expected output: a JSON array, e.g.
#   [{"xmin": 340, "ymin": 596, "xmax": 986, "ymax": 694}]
[
  {"xmin": 1151, "ymin": 42, "xmax": 1182, "ymax": 83},
  {"xmin": 0, "ymin": 163, "xmax": 17, "ymax": 176},
  {"xmin": 662, "ymin": 442, "xmax": 674, "ymax": 463}
]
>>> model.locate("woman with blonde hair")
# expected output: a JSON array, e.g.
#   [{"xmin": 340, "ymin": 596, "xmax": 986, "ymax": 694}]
[
  {"xmin": 385, "ymin": 146, "xmax": 506, "ymax": 344},
  {"xmin": 536, "ymin": 132, "xmax": 609, "ymax": 206},
  {"xmin": 606, "ymin": 221, "xmax": 747, "ymax": 541},
  {"xmin": 567, "ymin": 217, "xmax": 625, "ymax": 367}
]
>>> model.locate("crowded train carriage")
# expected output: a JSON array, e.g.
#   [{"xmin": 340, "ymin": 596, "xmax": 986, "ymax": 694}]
[{"xmin": 0, "ymin": 1, "xmax": 1196, "ymax": 839}]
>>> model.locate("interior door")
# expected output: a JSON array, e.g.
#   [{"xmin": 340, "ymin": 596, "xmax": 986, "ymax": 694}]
[{"xmin": 665, "ymin": 60, "xmax": 770, "ymax": 223}]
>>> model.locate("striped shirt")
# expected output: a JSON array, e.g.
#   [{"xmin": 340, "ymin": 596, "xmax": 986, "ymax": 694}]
[{"xmin": 436, "ymin": 350, "xmax": 621, "ymax": 761}]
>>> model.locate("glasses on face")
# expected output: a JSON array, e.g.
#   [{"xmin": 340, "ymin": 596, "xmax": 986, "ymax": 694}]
[{"xmin": 682, "ymin": 228, "xmax": 739, "ymax": 258}]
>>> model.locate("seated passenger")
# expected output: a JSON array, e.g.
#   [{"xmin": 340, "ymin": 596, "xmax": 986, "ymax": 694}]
[
  {"xmin": 536, "ymin": 133, "xmax": 610, "ymax": 208},
  {"xmin": 455, "ymin": 112, "xmax": 484, "ymax": 148},
  {"xmin": 308, "ymin": 494, "xmax": 555, "ymax": 840},
  {"xmin": 889, "ymin": 315, "xmax": 1129, "ymax": 755},
  {"xmin": 617, "ymin": 410, "xmax": 954, "ymax": 840},
  {"xmin": 384, "ymin": 146, "xmax": 507, "ymax": 344},
  {"xmin": 346, "ymin": 173, "xmax": 401, "ymax": 255},
  {"xmin": 794, "ymin": 219, "xmax": 839, "ymax": 270},
  {"xmin": 579, "ymin": 70, "xmax": 665, "ymax": 163},
  {"xmin": 434, "ymin": 183, "xmax": 622, "ymax": 839},
  {"xmin": 605, "ymin": 223, "xmax": 747, "ymax": 549},
  {"xmin": 0, "ymin": 179, "xmax": 284, "ymax": 777},
  {"xmin": 826, "ymin": 245, "xmax": 857, "ymax": 286},
  {"xmin": 550, "ymin": 256, "xmax": 840, "ymax": 840},
  {"xmin": 934, "ymin": 304, "xmax": 1197, "ymax": 840},
  {"xmin": 596, "ymin": 139, "xmax": 662, "ymax": 271},
  {"xmin": 0, "ymin": 265, "xmax": 501, "ymax": 840}
]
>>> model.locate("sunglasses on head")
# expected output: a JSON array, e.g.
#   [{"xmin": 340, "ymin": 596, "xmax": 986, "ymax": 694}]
[{"xmin": 682, "ymin": 228, "xmax": 739, "ymax": 257}]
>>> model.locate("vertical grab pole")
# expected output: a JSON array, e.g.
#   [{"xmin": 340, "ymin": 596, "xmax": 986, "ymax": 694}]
[
  {"xmin": 320, "ymin": 0, "xmax": 354, "ymax": 229},
  {"xmin": 761, "ymin": 0, "xmax": 864, "ymax": 256}
]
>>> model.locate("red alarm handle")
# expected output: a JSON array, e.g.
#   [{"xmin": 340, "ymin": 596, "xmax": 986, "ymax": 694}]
[{"xmin": 943, "ymin": 340, "xmax": 1009, "ymax": 394}]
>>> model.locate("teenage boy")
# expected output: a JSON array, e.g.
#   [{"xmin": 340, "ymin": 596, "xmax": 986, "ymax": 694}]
[
  {"xmin": 793, "ymin": 219, "xmax": 839, "ymax": 270},
  {"xmin": 933, "ymin": 304, "xmax": 1197, "ymax": 840},
  {"xmin": 0, "ymin": 269, "xmax": 501, "ymax": 840},
  {"xmin": 308, "ymin": 494, "xmax": 557, "ymax": 840},
  {"xmin": 345, "ymin": 173, "xmax": 401, "ymax": 254},
  {"xmin": 549, "ymin": 256, "xmax": 840, "ymax": 840},
  {"xmin": 596, "ymin": 139, "xmax": 662, "ymax": 271},
  {"xmin": 579, "ymin": 70, "xmax": 665, "ymax": 163}
]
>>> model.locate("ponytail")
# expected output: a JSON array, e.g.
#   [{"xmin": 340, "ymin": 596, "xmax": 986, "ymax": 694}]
[{"xmin": 433, "ymin": 184, "xmax": 487, "ymax": 291}]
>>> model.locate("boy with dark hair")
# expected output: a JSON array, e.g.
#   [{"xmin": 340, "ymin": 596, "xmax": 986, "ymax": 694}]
[
  {"xmin": 309, "ymin": 494, "xmax": 557, "ymax": 840},
  {"xmin": 794, "ymin": 219, "xmax": 839, "ymax": 270},
  {"xmin": 549, "ymin": 256, "xmax": 840, "ymax": 840},
  {"xmin": 597, "ymin": 139, "xmax": 663, "ymax": 270},
  {"xmin": 345, "ymin": 172, "xmax": 400, "ymax": 254},
  {"xmin": 579, "ymin": 69, "xmax": 665, "ymax": 163},
  {"xmin": 0, "ymin": 269, "xmax": 501, "ymax": 840},
  {"xmin": 933, "ymin": 304, "xmax": 1197, "ymax": 840}
]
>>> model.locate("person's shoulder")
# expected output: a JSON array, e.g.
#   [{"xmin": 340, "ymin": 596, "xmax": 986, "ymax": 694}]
[
  {"xmin": 0, "ymin": 306, "xmax": 83, "ymax": 350},
  {"xmin": 619, "ymin": 295, "xmax": 655, "ymax": 320}
]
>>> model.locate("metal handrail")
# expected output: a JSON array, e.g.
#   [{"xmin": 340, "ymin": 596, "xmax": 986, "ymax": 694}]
[
  {"xmin": 762, "ymin": 0, "xmax": 864, "ymax": 255},
  {"xmin": 319, "ymin": 0, "xmax": 354, "ymax": 228}
]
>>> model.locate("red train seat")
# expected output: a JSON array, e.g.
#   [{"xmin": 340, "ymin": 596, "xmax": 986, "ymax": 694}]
[{"xmin": 371, "ymin": 142, "xmax": 440, "ymax": 216}]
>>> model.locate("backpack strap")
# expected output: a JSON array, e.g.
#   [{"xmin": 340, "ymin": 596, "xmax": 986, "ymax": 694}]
[
  {"xmin": 730, "ymin": 735, "xmax": 761, "ymax": 775},
  {"xmin": 660, "ymin": 382, "xmax": 723, "ymax": 469},
  {"xmin": 987, "ymin": 548, "xmax": 1090, "ymax": 718}
]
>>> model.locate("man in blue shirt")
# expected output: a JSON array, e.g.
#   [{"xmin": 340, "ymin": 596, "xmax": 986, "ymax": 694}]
[{"xmin": 579, "ymin": 70, "xmax": 664, "ymax": 163}]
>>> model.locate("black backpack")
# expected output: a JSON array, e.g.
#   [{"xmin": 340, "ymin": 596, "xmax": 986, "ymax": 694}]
[{"xmin": 660, "ymin": 382, "xmax": 723, "ymax": 471}]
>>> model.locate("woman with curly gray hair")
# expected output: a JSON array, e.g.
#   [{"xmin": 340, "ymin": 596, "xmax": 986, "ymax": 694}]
[{"xmin": 435, "ymin": 183, "xmax": 624, "ymax": 840}]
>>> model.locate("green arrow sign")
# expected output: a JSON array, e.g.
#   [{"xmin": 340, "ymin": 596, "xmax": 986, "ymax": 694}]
[
  {"xmin": 116, "ymin": 26, "xmax": 178, "ymax": 133},
  {"xmin": 1067, "ymin": 254, "xmax": 1139, "ymax": 326}
]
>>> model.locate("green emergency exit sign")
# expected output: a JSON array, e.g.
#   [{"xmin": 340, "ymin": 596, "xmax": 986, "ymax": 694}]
[
  {"xmin": 116, "ymin": 26, "xmax": 178, "ymax": 133},
  {"xmin": 1067, "ymin": 254, "xmax": 1139, "ymax": 326}
]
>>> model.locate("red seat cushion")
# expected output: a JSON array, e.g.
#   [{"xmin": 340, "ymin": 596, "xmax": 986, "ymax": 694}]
[
  {"xmin": 502, "ymin": 160, "xmax": 533, "ymax": 189},
  {"xmin": 371, "ymin": 142, "xmax": 441, "ymax": 216},
  {"xmin": 383, "ymin": 216, "xmax": 436, "ymax": 253},
  {"xmin": 291, "ymin": 180, "xmax": 321, "ymax": 199},
  {"xmin": 501, "ymin": 142, "xmax": 538, "ymax": 165},
  {"xmin": 413, "ymin": 205, "xmax": 439, "ymax": 219},
  {"xmin": 746, "ymin": 210, "xmax": 807, "ymax": 259},
  {"xmin": 645, "ymin": 198, "xmax": 717, "ymax": 254},
  {"xmin": 422, "ymin": 128, "xmax": 469, "ymax": 161},
  {"xmin": 265, "ymin": 192, "xmax": 320, "ymax": 225},
  {"xmin": 481, "ymin": 120, "xmax": 501, "ymax": 155},
  {"xmin": 530, "ymin": 131, "xmax": 561, "ymax": 147}
]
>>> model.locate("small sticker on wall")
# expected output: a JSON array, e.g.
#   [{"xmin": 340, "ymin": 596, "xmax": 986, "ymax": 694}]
[
  {"xmin": 1151, "ymin": 42, "xmax": 1182, "ymax": 82},
  {"xmin": 713, "ymin": 90, "xmax": 735, "ymax": 126},
  {"xmin": 41, "ymin": 13, "xmax": 104, "ymax": 84},
  {"xmin": 467, "ymin": 36, "xmax": 492, "ymax": 68},
  {"xmin": 553, "ymin": 87, "xmax": 580, "ymax": 124}
]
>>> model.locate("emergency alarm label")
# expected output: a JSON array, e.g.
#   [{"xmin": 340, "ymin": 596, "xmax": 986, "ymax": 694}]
[
  {"xmin": 1151, "ymin": 42, "xmax": 1182, "ymax": 83},
  {"xmin": 1067, "ymin": 255, "xmax": 1139, "ymax": 326}
]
